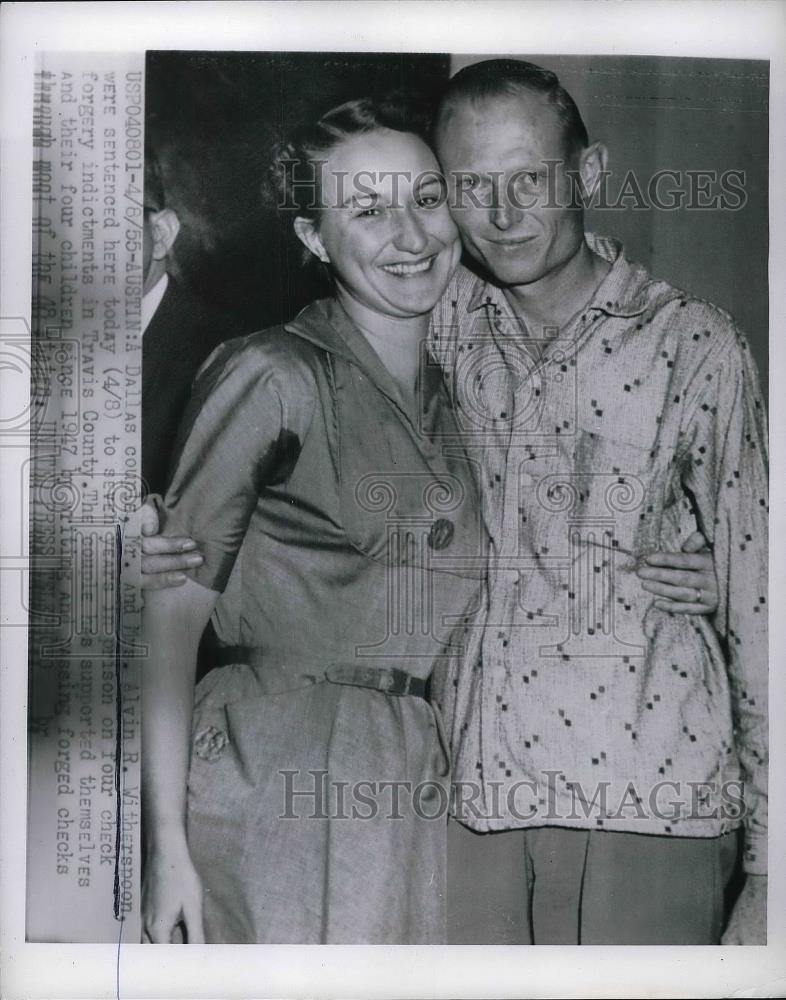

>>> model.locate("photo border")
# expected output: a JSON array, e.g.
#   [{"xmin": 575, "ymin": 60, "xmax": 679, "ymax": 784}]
[{"xmin": 2, "ymin": 2, "xmax": 784, "ymax": 997}]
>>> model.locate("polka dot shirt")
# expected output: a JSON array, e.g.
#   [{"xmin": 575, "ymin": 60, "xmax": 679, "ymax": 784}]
[{"xmin": 429, "ymin": 234, "xmax": 768, "ymax": 874}]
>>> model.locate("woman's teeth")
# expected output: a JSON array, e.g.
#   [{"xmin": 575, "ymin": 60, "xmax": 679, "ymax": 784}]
[{"xmin": 381, "ymin": 257, "xmax": 434, "ymax": 276}]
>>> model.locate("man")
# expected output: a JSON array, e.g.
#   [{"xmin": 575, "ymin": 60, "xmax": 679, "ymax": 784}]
[
  {"xmin": 140, "ymin": 62, "xmax": 765, "ymax": 944},
  {"xmin": 429, "ymin": 59, "xmax": 767, "ymax": 945},
  {"xmin": 142, "ymin": 150, "xmax": 246, "ymax": 497}
]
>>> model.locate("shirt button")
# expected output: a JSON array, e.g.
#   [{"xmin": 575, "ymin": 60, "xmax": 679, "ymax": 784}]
[
  {"xmin": 419, "ymin": 781, "xmax": 441, "ymax": 805},
  {"xmin": 419, "ymin": 435, "xmax": 438, "ymax": 458}
]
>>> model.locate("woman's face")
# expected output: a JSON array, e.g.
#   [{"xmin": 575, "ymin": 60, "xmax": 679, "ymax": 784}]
[{"xmin": 297, "ymin": 128, "xmax": 461, "ymax": 319}]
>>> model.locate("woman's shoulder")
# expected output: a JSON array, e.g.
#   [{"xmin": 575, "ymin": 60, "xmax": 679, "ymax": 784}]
[
  {"xmin": 195, "ymin": 321, "xmax": 328, "ymax": 396},
  {"xmin": 214, "ymin": 322, "xmax": 326, "ymax": 368},
  {"xmin": 177, "ymin": 321, "xmax": 324, "ymax": 458}
]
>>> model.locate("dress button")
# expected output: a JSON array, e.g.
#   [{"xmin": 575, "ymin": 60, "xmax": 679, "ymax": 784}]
[
  {"xmin": 193, "ymin": 725, "xmax": 229, "ymax": 762},
  {"xmin": 428, "ymin": 518, "xmax": 454, "ymax": 550}
]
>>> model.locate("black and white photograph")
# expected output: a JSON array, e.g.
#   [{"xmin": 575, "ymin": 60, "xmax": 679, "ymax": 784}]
[{"xmin": 2, "ymin": 2, "xmax": 785, "ymax": 997}]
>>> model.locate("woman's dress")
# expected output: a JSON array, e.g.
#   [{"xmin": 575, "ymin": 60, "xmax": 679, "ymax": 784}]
[{"xmin": 160, "ymin": 297, "xmax": 488, "ymax": 943}]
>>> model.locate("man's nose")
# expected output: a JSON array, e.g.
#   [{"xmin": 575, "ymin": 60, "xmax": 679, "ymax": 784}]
[
  {"xmin": 488, "ymin": 179, "xmax": 524, "ymax": 231},
  {"xmin": 489, "ymin": 198, "xmax": 522, "ymax": 231},
  {"xmin": 392, "ymin": 208, "xmax": 428, "ymax": 254}
]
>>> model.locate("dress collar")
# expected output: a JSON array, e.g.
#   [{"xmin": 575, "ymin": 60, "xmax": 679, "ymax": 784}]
[{"xmin": 285, "ymin": 297, "xmax": 438, "ymax": 421}]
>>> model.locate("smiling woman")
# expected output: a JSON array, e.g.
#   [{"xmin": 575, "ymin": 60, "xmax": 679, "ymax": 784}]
[
  {"xmin": 141, "ymin": 96, "xmax": 488, "ymax": 944},
  {"xmin": 290, "ymin": 128, "xmax": 456, "ymax": 306},
  {"xmin": 278, "ymin": 101, "xmax": 462, "ymax": 403}
]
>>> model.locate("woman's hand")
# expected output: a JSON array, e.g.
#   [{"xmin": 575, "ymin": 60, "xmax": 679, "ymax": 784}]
[
  {"xmin": 142, "ymin": 834, "xmax": 205, "ymax": 944},
  {"xmin": 636, "ymin": 530, "xmax": 719, "ymax": 615}
]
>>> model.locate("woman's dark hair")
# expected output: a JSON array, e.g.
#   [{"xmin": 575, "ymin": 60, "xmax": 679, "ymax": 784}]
[{"xmin": 268, "ymin": 94, "xmax": 434, "ymax": 222}]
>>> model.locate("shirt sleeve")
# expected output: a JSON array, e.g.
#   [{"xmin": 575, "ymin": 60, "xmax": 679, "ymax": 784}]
[
  {"xmin": 680, "ymin": 326, "xmax": 768, "ymax": 874},
  {"xmin": 159, "ymin": 333, "xmax": 316, "ymax": 593}
]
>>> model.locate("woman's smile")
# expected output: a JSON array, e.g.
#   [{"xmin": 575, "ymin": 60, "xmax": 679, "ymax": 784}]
[{"xmin": 379, "ymin": 253, "xmax": 438, "ymax": 277}]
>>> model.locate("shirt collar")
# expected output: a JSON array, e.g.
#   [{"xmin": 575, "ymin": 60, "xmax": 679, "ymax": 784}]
[
  {"xmin": 141, "ymin": 272, "xmax": 169, "ymax": 334},
  {"xmin": 466, "ymin": 233, "xmax": 650, "ymax": 319}
]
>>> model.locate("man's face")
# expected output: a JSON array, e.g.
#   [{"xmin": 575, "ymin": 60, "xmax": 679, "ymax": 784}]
[{"xmin": 436, "ymin": 91, "xmax": 585, "ymax": 288}]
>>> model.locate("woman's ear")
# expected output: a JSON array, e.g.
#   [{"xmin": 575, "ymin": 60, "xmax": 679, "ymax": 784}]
[{"xmin": 294, "ymin": 216, "xmax": 330, "ymax": 264}]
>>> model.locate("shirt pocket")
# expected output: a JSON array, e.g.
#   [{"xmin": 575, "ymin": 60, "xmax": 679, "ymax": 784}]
[{"xmin": 565, "ymin": 424, "xmax": 656, "ymax": 559}]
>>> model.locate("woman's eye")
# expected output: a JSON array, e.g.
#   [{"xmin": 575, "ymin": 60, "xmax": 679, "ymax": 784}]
[
  {"xmin": 417, "ymin": 195, "xmax": 440, "ymax": 208},
  {"xmin": 356, "ymin": 206, "xmax": 383, "ymax": 218}
]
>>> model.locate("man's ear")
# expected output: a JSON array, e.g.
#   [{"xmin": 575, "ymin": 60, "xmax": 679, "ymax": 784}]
[
  {"xmin": 149, "ymin": 208, "xmax": 180, "ymax": 261},
  {"xmin": 294, "ymin": 216, "xmax": 330, "ymax": 264},
  {"xmin": 577, "ymin": 141, "xmax": 608, "ymax": 202}
]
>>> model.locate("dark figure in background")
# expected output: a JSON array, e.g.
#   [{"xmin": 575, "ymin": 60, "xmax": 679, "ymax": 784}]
[
  {"xmin": 142, "ymin": 150, "xmax": 246, "ymax": 497},
  {"xmin": 141, "ymin": 150, "xmax": 248, "ymax": 677}
]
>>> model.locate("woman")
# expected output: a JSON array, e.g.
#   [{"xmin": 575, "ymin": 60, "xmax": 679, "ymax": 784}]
[
  {"xmin": 142, "ymin": 97, "xmax": 488, "ymax": 945},
  {"xmin": 141, "ymin": 96, "xmax": 720, "ymax": 946}
]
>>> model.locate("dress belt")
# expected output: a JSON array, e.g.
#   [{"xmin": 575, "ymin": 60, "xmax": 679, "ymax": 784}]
[{"xmin": 213, "ymin": 645, "xmax": 429, "ymax": 700}]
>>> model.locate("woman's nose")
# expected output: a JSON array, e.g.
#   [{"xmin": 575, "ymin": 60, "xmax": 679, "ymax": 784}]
[{"xmin": 392, "ymin": 209, "xmax": 428, "ymax": 254}]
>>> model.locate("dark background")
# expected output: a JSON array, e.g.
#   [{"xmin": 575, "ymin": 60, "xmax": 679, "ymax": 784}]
[{"xmin": 145, "ymin": 51, "xmax": 768, "ymax": 393}]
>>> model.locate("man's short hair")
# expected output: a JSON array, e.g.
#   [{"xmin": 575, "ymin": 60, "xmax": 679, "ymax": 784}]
[{"xmin": 437, "ymin": 58, "xmax": 589, "ymax": 160}]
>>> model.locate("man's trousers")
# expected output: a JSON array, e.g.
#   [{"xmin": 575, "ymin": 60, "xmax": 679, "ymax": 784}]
[{"xmin": 447, "ymin": 820, "xmax": 739, "ymax": 944}]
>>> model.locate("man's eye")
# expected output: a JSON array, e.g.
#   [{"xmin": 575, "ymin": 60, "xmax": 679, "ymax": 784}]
[
  {"xmin": 417, "ymin": 194, "xmax": 440, "ymax": 208},
  {"xmin": 356, "ymin": 206, "xmax": 382, "ymax": 218}
]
